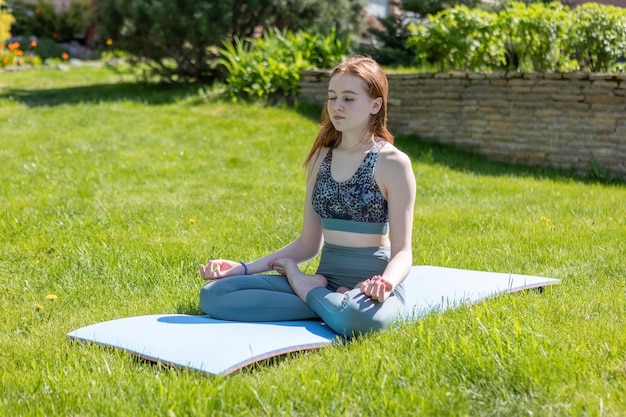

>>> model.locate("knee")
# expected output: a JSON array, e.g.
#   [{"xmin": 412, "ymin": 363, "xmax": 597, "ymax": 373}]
[
  {"xmin": 329, "ymin": 293, "xmax": 389, "ymax": 337},
  {"xmin": 199, "ymin": 280, "xmax": 231, "ymax": 317}
]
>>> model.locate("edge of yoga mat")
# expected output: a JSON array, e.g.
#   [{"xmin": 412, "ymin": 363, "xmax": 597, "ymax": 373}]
[{"xmin": 67, "ymin": 265, "xmax": 561, "ymax": 376}]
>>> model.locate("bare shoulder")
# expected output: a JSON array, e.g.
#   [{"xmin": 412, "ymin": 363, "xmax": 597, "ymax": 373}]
[
  {"xmin": 377, "ymin": 142, "xmax": 412, "ymax": 174},
  {"xmin": 375, "ymin": 142, "xmax": 416, "ymax": 198}
]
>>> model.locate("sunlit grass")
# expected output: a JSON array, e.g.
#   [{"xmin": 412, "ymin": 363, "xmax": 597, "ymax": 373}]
[{"xmin": 1, "ymin": 65, "xmax": 625, "ymax": 416}]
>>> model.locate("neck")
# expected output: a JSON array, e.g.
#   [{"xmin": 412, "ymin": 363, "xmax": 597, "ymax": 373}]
[{"xmin": 337, "ymin": 130, "xmax": 373, "ymax": 150}]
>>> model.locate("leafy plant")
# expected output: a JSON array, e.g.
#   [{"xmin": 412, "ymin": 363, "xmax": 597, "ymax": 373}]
[
  {"xmin": 94, "ymin": 0, "xmax": 364, "ymax": 83},
  {"xmin": 9, "ymin": 0, "xmax": 91, "ymax": 43},
  {"xmin": 219, "ymin": 28, "xmax": 350, "ymax": 102},
  {"xmin": 571, "ymin": 2, "xmax": 626, "ymax": 72},
  {"xmin": 408, "ymin": 5, "xmax": 505, "ymax": 71},
  {"xmin": 498, "ymin": 1, "xmax": 575, "ymax": 72},
  {"xmin": 219, "ymin": 28, "xmax": 310, "ymax": 102}
]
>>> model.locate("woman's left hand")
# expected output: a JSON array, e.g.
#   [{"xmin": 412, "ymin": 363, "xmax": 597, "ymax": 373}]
[{"xmin": 358, "ymin": 275, "xmax": 392, "ymax": 302}]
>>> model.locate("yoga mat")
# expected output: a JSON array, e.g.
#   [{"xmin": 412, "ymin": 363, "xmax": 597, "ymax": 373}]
[{"xmin": 68, "ymin": 266, "xmax": 560, "ymax": 375}]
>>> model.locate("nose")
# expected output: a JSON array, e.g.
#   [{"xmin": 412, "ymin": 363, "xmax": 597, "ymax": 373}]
[{"xmin": 332, "ymin": 99, "xmax": 343, "ymax": 111}]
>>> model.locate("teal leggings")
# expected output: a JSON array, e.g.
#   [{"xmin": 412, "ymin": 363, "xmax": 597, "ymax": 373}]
[{"xmin": 199, "ymin": 244, "xmax": 406, "ymax": 337}]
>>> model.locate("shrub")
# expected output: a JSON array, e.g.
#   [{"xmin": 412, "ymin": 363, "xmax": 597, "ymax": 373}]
[
  {"xmin": 219, "ymin": 28, "xmax": 350, "ymax": 102},
  {"xmin": 9, "ymin": 0, "xmax": 91, "ymax": 43},
  {"xmin": 571, "ymin": 2, "xmax": 626, "ymax": 72},
  {"xmin": 408, "ymin": 5, "xmax": 505, "ymax": 71},
  {"xmin": 94, "ymin": 0, "xmax": 365, "ymax": 83},
  {"xmin": 405, "ymin": 1, "xmax": 625, "ymax": 73},
  {"xmin": 498, "ymin": 1, "xmax": 575, "ymax": 72}
]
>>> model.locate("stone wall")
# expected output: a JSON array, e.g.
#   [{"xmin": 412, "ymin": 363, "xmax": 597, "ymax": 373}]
[{"xmin": 299, "ymin": 70, "xmax": 626, "ymax": 179}]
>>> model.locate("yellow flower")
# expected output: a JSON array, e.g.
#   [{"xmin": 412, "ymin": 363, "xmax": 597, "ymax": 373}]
[
  {"xmin": 35, "ymin": 304, "xmax": 45, "ymax": 311},
  {"xmin": 189, "ymin": 218, "xmax": 197, "ymax": 225},
  {"xmin": 46, "ymin": 294, "xmax": 58, "ymax": 301},
  {"xmin": 106, "ymin": 38, "xmax": 113, "ymax": 46}
]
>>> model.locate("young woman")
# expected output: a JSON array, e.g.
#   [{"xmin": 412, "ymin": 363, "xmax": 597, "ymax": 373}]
[{"xmin": 199, "ymin": 56, "xmax": 416, "ymax": 337}]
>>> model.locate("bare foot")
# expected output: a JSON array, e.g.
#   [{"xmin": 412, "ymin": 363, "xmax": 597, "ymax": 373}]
[{"xmin": 272, "ymin": 258, "xmax": 327, "ymax": 301}]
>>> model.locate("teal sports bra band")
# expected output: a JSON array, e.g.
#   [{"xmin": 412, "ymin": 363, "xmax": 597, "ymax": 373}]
[{"xmin": 321, "ymin": 218, "xmax": 389, "ymax": 234}]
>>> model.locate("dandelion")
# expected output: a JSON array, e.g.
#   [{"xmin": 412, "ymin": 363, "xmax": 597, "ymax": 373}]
[
  {"xmin": 62, "ymin": 52, "xmax": 69, "ymax": 60},
  {"xmin": 540, "ymin": 216, "xmax": 555, "ymax": 231},
  {"xmin": 189, "ymin": 218, "xmax": 197, "ymax": 225},
  {"xmin": 35, "ymin": 304, "xmax": 45, "ymax": 311},
  {"xmin": 106, "ymin": 38, "xmax": 113, "ymax": 46},
  {"xmin": 46, "ymin": 294, "xmax": 58, "ymax": 301}
]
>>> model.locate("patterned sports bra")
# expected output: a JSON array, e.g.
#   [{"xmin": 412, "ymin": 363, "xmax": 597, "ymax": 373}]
[{"xmin": 312, "ymin": 141, "xmax": 389, "ymax": 234}]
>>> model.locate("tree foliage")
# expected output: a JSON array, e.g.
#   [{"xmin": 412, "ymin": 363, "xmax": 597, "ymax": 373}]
[
  {"xmin": 10, "ymin": 0, "xmax": 91, "ymax": 43},
  {"xmin": 402, "ymin": 0, "xmax": 482, "ymax": 17},
  {"xmin": 94, "ymin": 0, "xmax": 366, "ymax": 82}
]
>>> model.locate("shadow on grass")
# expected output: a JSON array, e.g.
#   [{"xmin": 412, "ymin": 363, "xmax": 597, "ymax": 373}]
[{"xmin": 0, "ymin": 81, "xmax": 202, "ymax": 107}]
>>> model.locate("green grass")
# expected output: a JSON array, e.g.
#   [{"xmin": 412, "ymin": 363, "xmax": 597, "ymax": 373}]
[{"xmin": 1, "ymin": 65, "xmax": 625, "ymax": 416}]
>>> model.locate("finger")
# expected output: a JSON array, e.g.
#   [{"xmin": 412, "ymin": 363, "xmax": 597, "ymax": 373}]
[
  {"xmin": 200, "ymin": 264, "xmax": 212, "ymax": 280},
  {"xmin": 375, "ymin": 283, "xmax": 386, "ymax": 301}
]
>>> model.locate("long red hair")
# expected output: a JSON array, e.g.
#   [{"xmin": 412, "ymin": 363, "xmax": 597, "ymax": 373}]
[{"xmin": 303, "ymin": 56, "xmax": 393, "ymax": 169}]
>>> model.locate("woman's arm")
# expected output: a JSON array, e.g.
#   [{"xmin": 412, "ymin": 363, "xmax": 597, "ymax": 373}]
[
  {"xmin": 381, "ymin": 146, "xmax": 416, "ymax": 289},
  {"xmin": 359, "ymin": 146, "xmax": 416, "ymax": 299}
]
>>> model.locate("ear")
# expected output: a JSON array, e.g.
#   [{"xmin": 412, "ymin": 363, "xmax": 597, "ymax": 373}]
[{"xmin": 370, "ymin": 97, "xmax": 383, "ymax": 115}]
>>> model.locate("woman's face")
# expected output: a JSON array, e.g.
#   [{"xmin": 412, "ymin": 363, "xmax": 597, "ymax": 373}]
[{"xmin": 327, "ymin": 73, "xmax": 381, "ymax": 135}]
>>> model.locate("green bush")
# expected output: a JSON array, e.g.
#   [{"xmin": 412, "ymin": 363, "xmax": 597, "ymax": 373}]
[
  {"xmin": 408, "ymin": 5, "xmax": 505, "ymax": 71},
  {"xmin": 10, "ymin": 0, "xmax": 91, "ymax": 42},
  {"xmin": 94, "ymin": 0, "xmax": 365, "ymax": 83},
  {"xmin": 406, "ymin": 1, "xmax": 626, "ymax": 73},
  {"xmin": 498, "ymin": 1, "xmax": 575, "ymax": 72},
  {"xmin": 219, "ymin": 28, "xmax": 350, "ymax": 102},
  {"xmin": 571, "ymin": 2, "xmax": 626, "ymax": 72},
  {"xmin": 95, "ymin": 0, "xmax": 231, "ymax": 82}
]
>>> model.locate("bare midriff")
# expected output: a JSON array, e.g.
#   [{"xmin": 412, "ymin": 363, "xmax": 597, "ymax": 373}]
[{"xmin": 322, "ymin": 229, "xmax": 390, "ymax": 248}]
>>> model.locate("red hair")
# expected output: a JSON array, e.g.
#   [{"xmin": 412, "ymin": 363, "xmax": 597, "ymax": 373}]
[{"xmin": 304, "ymin": 56, "xmax": 393, "ymax": 169}]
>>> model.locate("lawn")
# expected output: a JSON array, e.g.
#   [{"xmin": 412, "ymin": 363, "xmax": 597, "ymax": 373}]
[{"xmin": 1, "ymin": 64, "xmax": 625, "ymax": 416}]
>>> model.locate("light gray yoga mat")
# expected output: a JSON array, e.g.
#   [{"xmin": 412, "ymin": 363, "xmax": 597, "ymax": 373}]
[{"xmin": 68, "ymin": 266, "xmax": 560, "ymax": 375}]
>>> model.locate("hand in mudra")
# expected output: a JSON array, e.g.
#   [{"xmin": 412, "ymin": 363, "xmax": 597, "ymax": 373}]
[
  {"xmin": 199, "ymin": 259, "xmax": 241, "ymax": 280},
  {"xmin": 358, "ymin": 275, "xmax": 392, "ymax": 302}
]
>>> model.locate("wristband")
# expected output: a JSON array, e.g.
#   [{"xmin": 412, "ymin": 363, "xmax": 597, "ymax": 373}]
[{"xmin": 240, "ymin": 261, "xmax": 248, "ymax": 275}]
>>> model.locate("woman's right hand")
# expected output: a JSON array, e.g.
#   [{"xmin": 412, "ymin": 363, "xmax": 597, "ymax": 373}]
[{"xmin": 199, "ymin": 259, "xmax": 242, "ymax": 280}]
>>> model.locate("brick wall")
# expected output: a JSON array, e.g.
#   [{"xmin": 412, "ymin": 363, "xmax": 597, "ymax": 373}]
[{"xmin": 299, "ymin": 70, "xmax": 626, "ymax": 179}]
